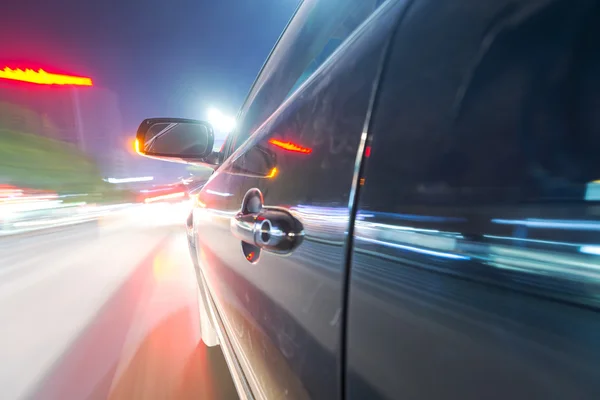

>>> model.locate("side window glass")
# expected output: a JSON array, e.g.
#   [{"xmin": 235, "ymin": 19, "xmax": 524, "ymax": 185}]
[
  {"xmin": 285, "ymin": 37, "xmax": 343, "ymax": 97},
  {"xmin": 232, "ymin": 0, "xmax": 383, "ymax": 151},
  {"xmin": 284, "ymin": 0, "xmax": 386, "ymax": 98},
  {"xmin": 361, "ymin": 0, "xmax": 600, "ymax": 212}
]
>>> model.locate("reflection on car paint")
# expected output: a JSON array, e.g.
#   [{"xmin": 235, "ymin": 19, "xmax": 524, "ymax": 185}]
[
  {"xmin": 353, "ymin": 211, "xmax": 600, "ymax": 310},
  {"xmin": 206, "ymin": 189, "xmax": 234, "ymax": 197}
]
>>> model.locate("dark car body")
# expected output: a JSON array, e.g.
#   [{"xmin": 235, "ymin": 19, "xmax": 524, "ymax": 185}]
[{"xmin": 139, "ymin": 0, "xmax": 600, "ymax": 398}]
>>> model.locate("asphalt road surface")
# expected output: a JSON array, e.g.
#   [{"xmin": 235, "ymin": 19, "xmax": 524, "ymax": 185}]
[{"xmin": 0, "ymin": 204, "xmax": 238, "ymax": 400}]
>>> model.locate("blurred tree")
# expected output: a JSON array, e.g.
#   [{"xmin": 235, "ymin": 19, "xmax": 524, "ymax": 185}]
[{"xmin": 0, "ymin": 101, "xmax": 123, "ymax": 202}]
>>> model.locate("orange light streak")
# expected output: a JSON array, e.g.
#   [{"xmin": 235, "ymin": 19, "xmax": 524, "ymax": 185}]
[
  {"xmin": 266, "ymin": 167, "xmax": 278, "ymax": 178},
  {"xmin": 134, "ymin": 138, "xmax": 142, "ymax": 155}
]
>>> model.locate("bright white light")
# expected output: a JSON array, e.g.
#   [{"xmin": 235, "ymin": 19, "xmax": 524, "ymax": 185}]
[
  {"xmin": 580, "ymin": 245, "xmax": 600, "ymax": 256},
  {"xmin": 144, "ymin": 191, "xmax": 186, "ymax": 203},
  {"xmin": 206, "ymin": 189, "xmax": 233, "ymax": 197},
  {"xmin": 207, "ymin": 107, "xmax": 236, "ymax": 132},
  {"xmin": 106, "ymin": 176, "xmax": 154, "ymax": 184}
]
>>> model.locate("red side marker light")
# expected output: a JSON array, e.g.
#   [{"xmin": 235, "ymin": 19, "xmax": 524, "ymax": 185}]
[{"xmin": 268, "ymin": 139, "xmax": 312, "ymax": 154}]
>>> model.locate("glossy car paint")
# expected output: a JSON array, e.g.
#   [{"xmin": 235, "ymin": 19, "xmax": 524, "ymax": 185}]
[
  {"xmin": 191, "ymin": 1, "xmax": 405, "ymax": 398},
  {"xmin": 347, "ymin": 0, "xmax": 600, "ymax": 399}
]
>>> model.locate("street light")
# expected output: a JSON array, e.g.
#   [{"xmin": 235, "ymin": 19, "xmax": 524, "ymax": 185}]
[{"xmin": 207, "ymin": 107, "xmax": 236, "ymax": 133}]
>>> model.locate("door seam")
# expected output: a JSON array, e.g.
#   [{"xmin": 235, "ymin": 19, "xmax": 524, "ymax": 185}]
[{"xmin": 337, "ymin": 0, "xmax": 417, "ymax": 399}]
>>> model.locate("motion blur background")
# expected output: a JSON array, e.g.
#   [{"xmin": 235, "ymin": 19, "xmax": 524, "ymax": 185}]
[{"xmin": 0, "ymin": 1, "xmax": 298, "ymax": 398}]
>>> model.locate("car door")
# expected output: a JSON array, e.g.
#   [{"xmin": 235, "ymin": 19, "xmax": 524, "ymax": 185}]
[
  {"xmin": 193, "ymin": 0, "xmax": 407, "ymax": 398},
  {"xmin": 346, "ymin": 0, "xmax": 600, "ymax": 399}
]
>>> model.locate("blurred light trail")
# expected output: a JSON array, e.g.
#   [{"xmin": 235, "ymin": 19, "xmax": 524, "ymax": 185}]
[
  {"xmin": 106, "ymin": 176, "xmax": 154, "ymax": 184},
  {"xmin": 144, "ymin": 192, "xmax": 185, "ymax": 203},
  {"xmin": 205, "ymin": 189, "xmax": 233, "ymax": 197},
  {"xmin": 0, "ymin": 67, "xmax": 93, "ymax": 86},
  {"xmin": 580, "ymin": 246, "xmax": 600, "ymax": 256}
]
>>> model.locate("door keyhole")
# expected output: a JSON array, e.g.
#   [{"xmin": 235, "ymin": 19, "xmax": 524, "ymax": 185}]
[{"xmin": 259, "ymin": 220, "xmax": 272, "ymax": 245}]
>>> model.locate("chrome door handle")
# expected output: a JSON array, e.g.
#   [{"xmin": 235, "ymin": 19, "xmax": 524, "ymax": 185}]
[
  {"xmin": 230, "ymin": 189, "xmax": 304, "ymax": 256},
  {"xmin": 231, "ymin": 208, "xmax": 304, "ymax": 255}
]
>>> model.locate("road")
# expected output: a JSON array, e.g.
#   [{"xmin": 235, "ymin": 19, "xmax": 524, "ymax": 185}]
[{"xmin": 0, "ymin": 204, "xmax": 238, "ymax": 400}]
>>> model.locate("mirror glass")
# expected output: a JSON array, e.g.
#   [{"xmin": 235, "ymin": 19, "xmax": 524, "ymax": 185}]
[{"xmin": 143, "ymin": 122, "xmax": 212, "ymax": 158}]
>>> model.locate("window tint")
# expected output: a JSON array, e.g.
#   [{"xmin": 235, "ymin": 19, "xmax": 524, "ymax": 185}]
[
  {"xmin": 231, "ymin": 0, "xmax": 383, "ymax": 151},
  {"xmin": 361, "ymin": 0, "xmax": 600, "ymax": 212}
]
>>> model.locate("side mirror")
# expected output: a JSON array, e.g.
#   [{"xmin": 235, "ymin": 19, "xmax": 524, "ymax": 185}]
[{"xmin": 135, "ymin": 118, "xmax": 217, "ymax": 164}]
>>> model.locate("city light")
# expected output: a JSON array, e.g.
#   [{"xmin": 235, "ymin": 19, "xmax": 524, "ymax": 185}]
[
  {"xmin": 207, "ymin": 107, "xmax": 236, "ymax": 132},
  {"xmin": 106, "ymin": 176, "xmax": 154, "ymax": 184},
  {"xmin": 0, "ymin": 67, "xmax": 93, "ymax": 86}
]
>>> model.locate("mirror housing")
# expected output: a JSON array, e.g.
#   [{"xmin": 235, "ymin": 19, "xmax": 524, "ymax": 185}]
[{"xmin": 135, "ymin": 118, "xmax": 219, "ymax": 165}]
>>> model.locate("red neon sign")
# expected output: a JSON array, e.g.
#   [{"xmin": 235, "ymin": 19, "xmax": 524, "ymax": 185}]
[
  {"xmin": 0, "ymin": 67, "xmax": 93, "ymax": 86},
  {"xmin": 268, "ymin": 139, "xmax": 312, "ymax": 154}
]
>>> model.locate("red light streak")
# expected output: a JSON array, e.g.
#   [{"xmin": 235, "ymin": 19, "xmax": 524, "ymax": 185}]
[
  {"xmin": 268, "ymin": 139, "xmax": 312, "ymax": 154},
  {"xmin": 144, "ymin": 192, "xmax": 185, "ymax": 203},
  {"xmin": 0, "ymin": 67, "xmax": 93, "ymax": 86},
  {"xmin": 365, "ymin": 146, "xmax": 371, "ymax": 158}
]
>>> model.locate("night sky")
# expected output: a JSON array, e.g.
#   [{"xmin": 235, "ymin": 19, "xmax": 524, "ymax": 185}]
[{"xmin": 0, "ymin": 0, "xmax": 298, "ymax": 135}]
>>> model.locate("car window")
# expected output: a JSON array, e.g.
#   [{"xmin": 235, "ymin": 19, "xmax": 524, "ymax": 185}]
[
  {"xmin": 229, "ymin": 0, "xmax": 384, "ymax": 153},
  {"xmin": 360, "ymin": 0, "xmax": 600, "ymax": 212}
]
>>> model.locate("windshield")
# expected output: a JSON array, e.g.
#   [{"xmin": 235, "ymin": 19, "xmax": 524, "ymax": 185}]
[{"xmin": 0, "ymin": 1, "xmax": 297, "ymax": 397}]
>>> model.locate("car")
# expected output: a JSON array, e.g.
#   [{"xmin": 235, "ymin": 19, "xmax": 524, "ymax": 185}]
[{"xmin": 133, "ymin": 0, "xmax": 600, "ymax": 398}]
